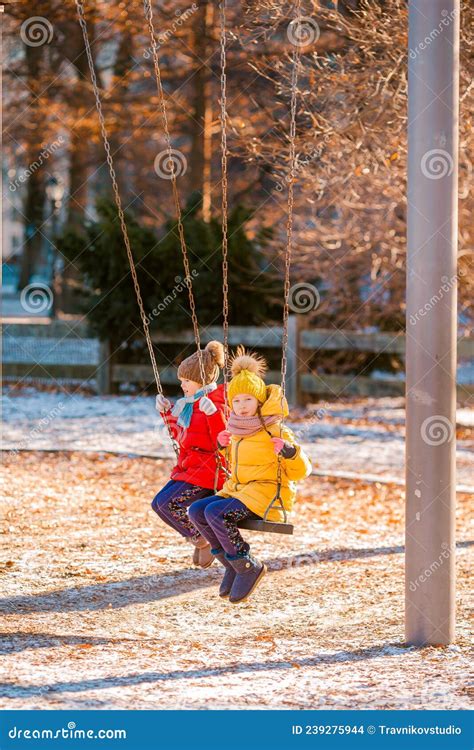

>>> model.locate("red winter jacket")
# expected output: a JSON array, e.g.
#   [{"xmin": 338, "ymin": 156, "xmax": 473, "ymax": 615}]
[{"xmin": 160, "ymin": 384, "xmax": 227, "ymax": 491}]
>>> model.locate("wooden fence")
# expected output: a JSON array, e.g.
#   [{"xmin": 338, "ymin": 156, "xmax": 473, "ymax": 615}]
[{"xmin": 2, "ymin": 316, "xmax": 473, "ymax": 403}]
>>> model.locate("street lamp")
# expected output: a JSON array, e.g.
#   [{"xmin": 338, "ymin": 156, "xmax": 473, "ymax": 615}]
[
  {"xmin": 46, "ymin": 175, "xmax": 65, "ymax": 208},
  {"xmin": 45, "ymin": 176, "xmax": 65, "ymax": 317}
]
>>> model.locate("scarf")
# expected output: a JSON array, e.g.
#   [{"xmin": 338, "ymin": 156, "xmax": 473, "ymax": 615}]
[
  {"xmin": 172, "ymin": 382, "xmax": 217, "ymax": 428},
  {"xmin": 227, "ymin": 411, "xmax": 281, "ymax": 437}
]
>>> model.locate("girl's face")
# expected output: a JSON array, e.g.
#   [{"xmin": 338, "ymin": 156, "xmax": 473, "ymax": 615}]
[
  {"xmin": 232, "ymin": 393, "xmax": 259, "ymax": 417},
  {"xmin": 179, "ymin": 378, "xmax": 202, "ymax": 397}
]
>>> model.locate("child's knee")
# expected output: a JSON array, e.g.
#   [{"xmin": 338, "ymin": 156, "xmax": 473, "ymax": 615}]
[
  {"xmin": 187, "ymin": 501, "xmax": 201, "ymax": 525},
  {"xmin": 203, "ymin": 500, "xmax": 225, "ymax": 526},
  {"xmin": 151, "ymin": 493, "xmax": 166, "ymax": 515}
]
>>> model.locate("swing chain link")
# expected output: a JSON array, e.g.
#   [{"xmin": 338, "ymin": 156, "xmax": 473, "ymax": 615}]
[
  {"xmin": 218, "ymin": 0, "xmax": 301, "ymax": 525},
  {"xmin": 143, "ymin": 0, "xmax": 207, "ymax": 390},
  {"xmin": 219, "ymin": 0, "xmax": 230, "ymax": 419},
  {"xmin": 75, "ymin": 0, "xmax": 179, "ymax": 458},
  {"xmin": 281, "ymin": 0, "xmax": 302, "ymax": 406},
  {"xmin": 220, "ymin": 0, "xmax": 231, "ymax": 510},
  {"xmin": 274, "ymin": 0, "xmax": 302, "ymax": 520}
]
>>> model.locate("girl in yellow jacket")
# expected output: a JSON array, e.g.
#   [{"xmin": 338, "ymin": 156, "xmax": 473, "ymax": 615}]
[{"xmin": 188, "ymin": 347, "xmax": 312, "ymax": 604}]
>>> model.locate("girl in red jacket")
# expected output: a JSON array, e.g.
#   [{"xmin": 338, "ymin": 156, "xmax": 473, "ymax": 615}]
[{"xmin": 152, "ymin": 341, "xmax": 227, "ymax": 568}]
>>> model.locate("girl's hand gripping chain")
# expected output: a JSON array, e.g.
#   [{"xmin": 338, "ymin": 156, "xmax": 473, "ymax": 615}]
[
  {"xmin": 217, "ymin": 429, "xmax": 231, "ymax": 447},
  {"xmin": 271, "ymin": 437, "xmax": 285, "ymax": 454},
  {"xmin": 156, "ymin": 394, "xmax": 171, "ymax": 412},
  {"xmin": 199, "ymin": 395, "xmax": 218, "ymax": 416}
]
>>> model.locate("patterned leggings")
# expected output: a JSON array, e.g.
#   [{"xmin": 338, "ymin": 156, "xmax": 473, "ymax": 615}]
[
  {"xmin": 151, "ymin": 479, "xmax": 212, "ymax": 541},
  {"xmin": 188, "ymin": 495, "xmax": 259, "ymax": 556}
]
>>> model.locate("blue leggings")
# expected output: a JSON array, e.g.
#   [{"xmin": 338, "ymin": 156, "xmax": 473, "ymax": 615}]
[
  {"xmin": 151, "ymin": 479, "xmax": 212, "ymax": 541},
  {"xmin": 188, "ymin": 495, "xmax": 259, "ymax": 556}
]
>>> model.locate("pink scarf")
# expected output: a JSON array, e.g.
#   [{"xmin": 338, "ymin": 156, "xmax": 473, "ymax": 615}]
[{"xmin": 227, "ymin": 412, "xmax": 281, "ymax": 437}]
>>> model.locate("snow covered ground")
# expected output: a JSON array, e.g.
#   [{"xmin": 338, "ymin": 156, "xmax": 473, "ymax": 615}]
[
  {"xmin": 2, "ymin": 389, "xmax": 473, "ymax": 491},
  {"xmin": 1, "ymin": 450, "xmax": 472, "ymax": 710}
]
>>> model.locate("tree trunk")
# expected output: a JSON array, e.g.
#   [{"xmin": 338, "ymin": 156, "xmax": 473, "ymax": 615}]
[
  {"xmin": 108, "ymin": 26, "xmax": 134, "ymax": 203},
  {"xmin": 188, "ymin": 0, "xmax": 214, "ymax": 221},
  {"xmin": 19, "ymin": 45, "xmax": 45, "ymax": 290},
  {"xmin": 61, "ymin": 21, "xmax": 95, "ymax": 312}
]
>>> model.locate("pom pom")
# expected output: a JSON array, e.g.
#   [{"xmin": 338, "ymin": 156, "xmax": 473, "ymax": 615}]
[
  {"xmin": 230, "ymin": 345, "xmax": 268, "ymax": 378},
  {"xmin": 204, "ymin": 340, "xmax": 225, "ymax": 368}
]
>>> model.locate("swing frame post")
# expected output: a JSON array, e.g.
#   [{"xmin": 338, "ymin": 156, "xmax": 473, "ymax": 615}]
[
  {"xmin": 405, "ymin": 0, "xmax": 459, "ymax": 646},
  {"xmin": 285, "ymin": 314, "xmax": 300, "ymax": 408}
]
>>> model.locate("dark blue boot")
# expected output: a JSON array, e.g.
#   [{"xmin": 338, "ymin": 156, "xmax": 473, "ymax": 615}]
[
  {"xmin": 212, "ymin": 550, "xmax": 236, "ymax": 598},
  {"xmin": 227, "ymin": 553, "xmax": 267, "ymax": 603}
]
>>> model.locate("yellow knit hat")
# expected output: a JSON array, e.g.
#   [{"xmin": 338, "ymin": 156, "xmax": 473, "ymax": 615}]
[{"xmin": 227, "ymin": 346, "xmax": 268, "ymax": 405}]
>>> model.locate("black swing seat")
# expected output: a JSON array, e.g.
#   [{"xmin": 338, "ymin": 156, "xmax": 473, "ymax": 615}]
[
  {"xmin": 237, "ymin": 518, "xmax": 294, "ymax": 535},
  {"xmin": 236, "ymin": 481, "xmax": 294, "ymax": 535}
]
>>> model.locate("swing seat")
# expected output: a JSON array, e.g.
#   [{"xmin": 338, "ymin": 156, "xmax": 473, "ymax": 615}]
[
  {"xmin": 237, "ymin": 481, "xmax": 294, "ymax": 535},
  {"xmin": 238, "ymin": 518, "xmax": 294, "ymax": 535}
]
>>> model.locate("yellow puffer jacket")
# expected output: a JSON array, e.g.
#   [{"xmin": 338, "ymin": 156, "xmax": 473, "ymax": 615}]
[{"xmin": 218, "ymin": 384, "xmax": 312, "ymax": 520}]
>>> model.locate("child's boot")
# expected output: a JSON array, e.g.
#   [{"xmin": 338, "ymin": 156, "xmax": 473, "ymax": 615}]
[
  {"xmin": 227, "ymin": 553, "xmax": 267, "ymax": 603},
  {"xmin": 189, "ymin": 536, "xmax": 214, "ymax": 569},
  {"xmin": 212, "ymin": 549, "xmax": 236, "ymax": 598}
]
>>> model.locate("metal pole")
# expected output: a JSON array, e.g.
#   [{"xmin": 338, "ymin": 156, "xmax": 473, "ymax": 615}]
[{"xmin": 405, "ymin": 0, "xmax": 459, "ymax": 645}]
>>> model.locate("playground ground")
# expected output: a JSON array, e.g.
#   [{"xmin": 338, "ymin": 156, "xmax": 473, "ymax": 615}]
[{"xmin": 1, "ymin": 446, "xmax": 472, "ymax": 710}]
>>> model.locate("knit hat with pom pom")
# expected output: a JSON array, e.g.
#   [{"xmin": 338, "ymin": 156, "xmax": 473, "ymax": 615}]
[
  {"xmin": 227, "ymin": 346, "xmax": 268, "ymax": 404},
  {"xmin": 177, "ymin": 340, "xmax": 225, "ymax": 385}
]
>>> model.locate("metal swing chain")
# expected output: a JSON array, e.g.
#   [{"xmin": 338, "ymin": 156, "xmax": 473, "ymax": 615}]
[
  {"xmin": 214, "ymin": 0, "xmax": 233, "ymax": 486},
  {"xmin": 143, "ymin": 0, "xmax": 207, "ymax": 389},
  {"xmin": 75, "ymin": 0, "xmax": 179, "ymax": 458},
  {"xmin": 219, "ymin": 0, "xmax": 230, "ymax": 413},
  {"xmin": 267, "ymin": 0, "xmax": 302, "ymax": 522},
  {"xmin": 281, "ymin": 0, "xmax": 302, "ymax": 405}
]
